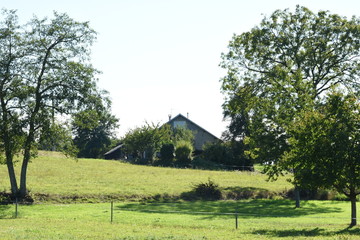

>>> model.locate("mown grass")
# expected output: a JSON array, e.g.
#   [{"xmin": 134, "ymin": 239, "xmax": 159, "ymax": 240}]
[
  {"xmin": 0, "ymin": 151, "xmax": 292, "ymax": 202},
  {"xmin": 2, "ymin": 152, "xmax": 358, "ymax": 239},
  {"xmin": 0, "ymin": 200, "xmax": 359, "ymax": 239}
]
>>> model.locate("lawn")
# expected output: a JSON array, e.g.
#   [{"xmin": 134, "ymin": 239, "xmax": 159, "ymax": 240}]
[
  {"xmin": 0, "ymin": 151, "xmax": 292, "ymax": 202},
  {"xmin": 1, "ymin": 152, "xmax": 358, "ymax": 239},
  {"xmin": 0, "ymin": 200, "xmax": 359, "ymax": 239}
]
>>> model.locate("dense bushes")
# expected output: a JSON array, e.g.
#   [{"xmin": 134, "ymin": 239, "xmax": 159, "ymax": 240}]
[
  {"xmin": 192, "ymin": 179, "xmax": 222, "ymax": 200},
  {"xmin": 158, "ymin": 143, "xmax": 175, "ymax": 166},
  {"xmin": 202, "ymin": 141, "xmax": 253, "ymax": 170}
]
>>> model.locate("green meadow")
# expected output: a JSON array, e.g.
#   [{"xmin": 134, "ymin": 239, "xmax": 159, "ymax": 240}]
[
  {"xmin": 0, "ymin": 201, "xmax": 359, "ymax": 239},
  {"xmin": 0, "ymin": 151, "xmax": 291, "ymax": 202},
  {"xmin": 0, "ymin": 152, "xmax": 359, "ymax": 239}
]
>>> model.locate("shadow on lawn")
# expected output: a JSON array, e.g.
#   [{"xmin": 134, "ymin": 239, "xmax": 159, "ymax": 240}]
[
  {"xmin": 117, "ymin": 199, "xmax": 342, "ymax": 220},
  {"xmin": 252, "ymin": 226, "xmax": 360, "ymax": 238}
]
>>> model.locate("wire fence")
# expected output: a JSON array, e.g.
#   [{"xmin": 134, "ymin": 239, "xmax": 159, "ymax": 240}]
[
  {"xmin": 107, "ymin": 201, "xmax": 351, "ymax": 229},
  {"xmin": 8, "ymin": 200, "xmax": 352, "ymax": 230}
]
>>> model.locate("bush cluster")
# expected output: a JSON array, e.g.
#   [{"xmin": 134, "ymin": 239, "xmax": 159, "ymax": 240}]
[{"xmin": 192, "ymin": 179, "xmax": 222, "ymax": 200}]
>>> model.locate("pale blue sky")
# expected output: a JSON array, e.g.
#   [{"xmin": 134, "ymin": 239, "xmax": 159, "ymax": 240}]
[{"xmin": 3, "ymin": 0, "xmax": 360, "ymax": 138}]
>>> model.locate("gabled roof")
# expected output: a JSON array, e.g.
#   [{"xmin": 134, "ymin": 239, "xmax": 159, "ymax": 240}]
[
  {"xmin": 104, "ymin": 144, "xmax": 123, "ymax": 156},
  {"xmin": 166, "ymin": 113, "xmax": 221, "ymax": 140}
]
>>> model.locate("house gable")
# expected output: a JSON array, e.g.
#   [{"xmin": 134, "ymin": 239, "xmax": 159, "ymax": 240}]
[{"xmin": 167, "ymin": 114, "xmax": 220, "ymax": 151}]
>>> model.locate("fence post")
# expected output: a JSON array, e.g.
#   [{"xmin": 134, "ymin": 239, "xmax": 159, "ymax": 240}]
[
  {"xmin": 15, "ymin": 198, "xmax": 18, "ymax": 218},
  {"xmin": 110, "ymin": 201, "xmax": 114, "ymax": 223},
  {"xmin": 235, "ymin": 208, "xmax": 238, "ymax": 230}
]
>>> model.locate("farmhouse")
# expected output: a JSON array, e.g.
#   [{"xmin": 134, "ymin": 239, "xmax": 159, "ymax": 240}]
[
  {"xmin": 166, "ymin": 113, "xmax": 220, "ymax": 151},
  {"xmin": 104, "ymin": 113, "xmax": 220, "ymax": 160}
]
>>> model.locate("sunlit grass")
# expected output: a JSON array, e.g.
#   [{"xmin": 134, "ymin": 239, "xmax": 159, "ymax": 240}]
[
  {"xmin": 0, "ymin": 200, "xmax": 359, "ymax": 239},
  {"xmin": 0, "ymin": 151, "xmax": 292, "ymax": 201}
]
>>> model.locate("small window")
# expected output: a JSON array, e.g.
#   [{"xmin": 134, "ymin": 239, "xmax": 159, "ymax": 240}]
[{"xmin": 173, "ymin": 120, "xmax": 186, "ymax": 128}]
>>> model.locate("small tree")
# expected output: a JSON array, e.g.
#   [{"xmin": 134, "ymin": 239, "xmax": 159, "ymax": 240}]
[
  {"xmin": 171, "ymin": 126, "xmax": 194, "ymax": 145},
  {"xmin": 122, "ymin": 123, "xmax": 171, "ymax": 164},
  {"xmin": 158, "ymin": 143, "xmax": 175, "ymax": 166},
  {"xmin": 283, "ymin": 92, "xmax": 360, "ymax": 226},
  {"xmin": 72, "ymin": 97, "xmax": 119, "ymax": 159},
  {"xmin": 38, "ymin": 121, "xmax": 76, "ymax": 155},
  {"xmin": 175, "ymin": 140, "xmax": 193, "ymax": 166}
]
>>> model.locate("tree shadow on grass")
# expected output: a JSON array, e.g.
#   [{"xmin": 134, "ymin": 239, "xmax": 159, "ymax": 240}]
[
  {"xmin": 117, "ymin": 199, "xmax": 342, "ymax": 220},
  {"xmin": 252, "ymin": 226, "xmax": 360, "ymax": 238},
  {"xmin": 253, "ymin": 228, "xmax": 327, "ymax": 237},
  {"xmin": 221, "ymin": 186, "xmax": 280, "ymax": 200}
]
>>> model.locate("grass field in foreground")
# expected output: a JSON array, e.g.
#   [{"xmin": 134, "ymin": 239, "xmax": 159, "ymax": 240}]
[
  {"xmin": 0, "ymin": 200, "xmax": 359, "ymax": 239},
  {"xmin": 0, "ymin": 151, "xmax": 292, "ymax": 201}
]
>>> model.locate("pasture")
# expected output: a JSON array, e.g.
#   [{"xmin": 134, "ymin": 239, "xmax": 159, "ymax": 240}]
[
  {"xmin": 0, "ymin": 200, "xmax": 359, "ymax": 239},
  {"xmin": 0, "ymin": 151, "xmax": 291, "ymax": 202},
  {"xmin": 0, "ymin": 152, "xmax": 359, "ymax": 239}
]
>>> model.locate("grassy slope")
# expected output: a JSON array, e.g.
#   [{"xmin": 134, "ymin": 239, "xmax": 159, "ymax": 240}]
[
  {"xmin": 1, "ymin": 152, "xmax": 359, "ymax": 239},
  {"xmin": 0, "ymin": 151, "xmax": 292, "ymax": 201}
]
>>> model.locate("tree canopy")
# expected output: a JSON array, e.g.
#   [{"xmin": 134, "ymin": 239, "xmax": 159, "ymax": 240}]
[
  {"xmin": 282, "ymin": 92, "xmax": 360, "ymax": 226},
  {"xmin": 0, "ymin": 9, "xmax": 103, "ymax": 198},
  {"xmin": 220, "ymin": 5, "xmax": 360, "ymax": 173},
  {"xmin": 72, "ymin": 97, "xmax": 119, "ymax": 159}
]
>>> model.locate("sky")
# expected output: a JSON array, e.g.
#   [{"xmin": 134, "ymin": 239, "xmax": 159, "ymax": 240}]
[{"xmin": 2, "ymin": 0, "xmax": 360, "ymax": 138}]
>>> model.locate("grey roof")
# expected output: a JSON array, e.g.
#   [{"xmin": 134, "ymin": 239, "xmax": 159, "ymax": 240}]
[{"xmin": 104, "ymin": 144, "xmax": 123, "ymax": 156}]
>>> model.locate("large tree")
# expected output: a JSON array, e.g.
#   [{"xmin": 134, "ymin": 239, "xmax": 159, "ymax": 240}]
[
  {"xmin": 0, "ymin": 9, "xmax": 101, "ymax": 198},
  {"xmin": 220, "ymin": 6, "xmax": 360, "ymax": 178},
  {"xmin": 283, "ymin": 92, "xmax": 360, "ymax": 226}
]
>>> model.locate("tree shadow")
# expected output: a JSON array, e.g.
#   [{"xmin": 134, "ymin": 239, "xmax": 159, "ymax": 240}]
[
  {"xmin": 252, "ymin": 226, "xmax": 360, "ymax": 238},
  {"xmin": 117, "ymin": 199, "xmax": 342, "ymax": 220},
  {"xmin": 252, "ymin": 228, "xmax": 327, "ymax": 237},
  {"xmin": 221, "ymin": 186, "xmax": 282, "ymax": 200}
]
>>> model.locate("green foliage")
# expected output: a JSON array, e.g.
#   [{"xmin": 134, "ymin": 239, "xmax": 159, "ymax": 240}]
[
  {"xmin": 122, "ymin": 123, "xmax": 172, "ymax": 164},
  {"xmin": 175, "ymin": 140, "xmax": 194, "ymax": 166},
  {"xmin": 157, "ymin": 143, "xmax": 175, "ymax": 166},
  {"xmin": 72, "ymin": 99, "xmax": 119, "ymax": 159},
  {"xmin": 0, "ymin": 9, "xmax": 101, "ymax": 197},
  {"xmin": 220, "ymin": 6, "xmax": 360, "ymax": 180},
  {"xmin": 122, "ymin": 123, "xmax": 196, "ymax": 166},
  {"xmin": 284, "ymin": 92, "xmax": 360, "ymax": 194},
  {"xmin": 283, "ymin": 91, "xmax": 360, "ymax": 225},
  {"xmin": 38, "ymin": 121, "xmax": 77, "ymax": 157},
  {"xmin": 202, "ymin": 141, "xmax": 253, "ymax": 170},
  {"xmin": 192, "ymin": 178, "xmax": 222, "ymax": 200},
  {"xmin": 171, "ymin": 126, "xmax": 194, "ymax": 145}
]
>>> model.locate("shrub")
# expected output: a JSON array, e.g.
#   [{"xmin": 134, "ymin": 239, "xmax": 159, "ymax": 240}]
[
  {"xmin": 175, "ymin": 140, "xmax": 193, "ymax": 166},
  {"xmin": 192, "ymin": 178, "xmax": 222, "ymax": 200},
  {"xmin": 157, "ymin": 143, "xmax": 175, "ymax": 166},
  {"xmin": 202, "ymin": 141, "xmax": 254, "ymax": 171}
]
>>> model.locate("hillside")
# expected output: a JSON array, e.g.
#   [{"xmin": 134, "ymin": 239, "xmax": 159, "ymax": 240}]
[{"xmin": 0, "ymin": 151, "xmax": 292, "ymax": 202}]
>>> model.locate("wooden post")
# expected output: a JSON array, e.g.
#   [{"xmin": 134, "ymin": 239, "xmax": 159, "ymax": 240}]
[
  {"xmin": 235, "ymin": 211, "xmax": 238, "ymax": 229},
  {"xmin": 15, "ymin": 198, "xmax": 18, "ymax": 218},
  {"xmin": 110, "ymin": 201, "xmax": 113, "ymax": 223}
]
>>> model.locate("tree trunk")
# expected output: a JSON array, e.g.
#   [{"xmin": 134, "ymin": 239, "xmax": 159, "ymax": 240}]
[
  {"xmin": 19, "ymin": 136, "xmax": 33, "ymax": 198},
  {"xmin": 350, "ymin": 192, "xmax": 357, "ymax": 227},
  {"xmin": 5, "ymin": 151, "xmax": 18, "ymax": 196},
  {"xmin": 19, "ymin": 153, "xmax": 30, "ymax": 198}
]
